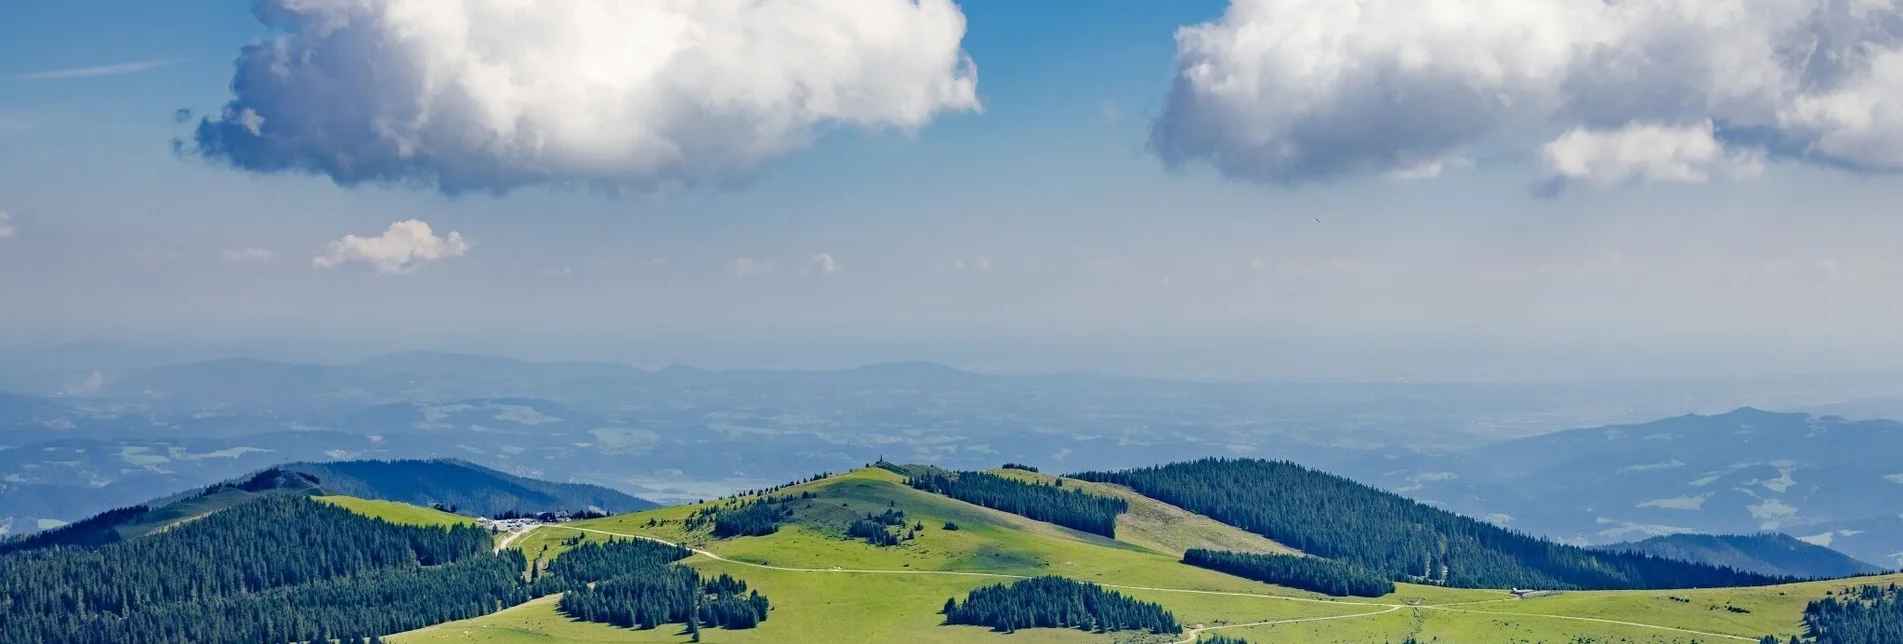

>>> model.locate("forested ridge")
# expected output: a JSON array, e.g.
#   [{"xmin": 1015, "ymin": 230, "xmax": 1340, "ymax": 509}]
[
  {"xmin": 0, "ymin": 495, "xmax": 708, "ymax": 643},
  {"xmin": 0, "ymin": 505, "xmax": 149, "ymax": 555},
  {"xmin": 942, "ymin": 576, "xmax": 1178, "ymax": 634},
  {"xmin": 1183, "ymin": 548, "xmax": 1395, "ymax": 597},
  {"xmin": 1073, "ymin": 458, "xmax": 1782, "ymax": 590},
  {"xmin": 278, "ymin": 459, "xmax": 654, "ymax": 516},
  {"xmin": 0, "ymin": 495, "xmax": 515, "ymax": 643},
  {"xmin": 1785, "ymin": 584, "xmax": 1903, "ymax": 644},
  {"xmin": 907, "ymin": 470, "xmax": 1126, "ymax": 537}
]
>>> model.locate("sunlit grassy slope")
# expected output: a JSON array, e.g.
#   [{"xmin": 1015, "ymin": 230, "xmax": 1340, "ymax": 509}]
[
  {"xmin": 391, "ymin": 467, "xmax": 1902, "ymax": 644},
  {"xmin": 316, "ymin": 495, "xmax": 478, "ymax": 528}
]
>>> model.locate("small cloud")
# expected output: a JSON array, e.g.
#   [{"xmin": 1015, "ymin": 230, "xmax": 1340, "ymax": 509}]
[
  {"xmin": 951, "ymin": 255, "xmax": 991, "ymax": 271},
  {"xmin": 220, "ymin": 247, "xmax": 276, "ymax": 262},
  {"xmin": 806, "ymin": 253, "xmax": 841, "ymax": 276},
  {"xmin": 540, "ymin": 266, "xmax": 573, "ymax": 277},
  {"xmin": 0, "ymin": 211, "xmax": 13, "ymax": 238},
  {"xmin": 19, "ymin": 59, "xmax": 181, "ymax": 80},
  {"xmin": 729, "ymin": 258, "xmax": 773, "ymax": 278},
  {"xmin": 643, "ymin": 256, "xmax": 670, "ymax": 268},
  {"xmin": 1540, "ymin": 121, "xmax": 1764, "ymax": 189},
  {"xmin": 1099, "ymin": 100, "xmax": 1121, "ymax": 125},
  {"xmin": 313, "ymin": 220, "xmax": 470, "ymax": 274}
]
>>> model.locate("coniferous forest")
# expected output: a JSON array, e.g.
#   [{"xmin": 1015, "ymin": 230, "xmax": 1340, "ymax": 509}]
[
  {"xmin": 0, "ymin": 495, "xmax": 720, "ymax": 644},
  {"xmin": 542, "ymin": 538, "xmax": 692, "ymax": 580},
  {"xmin": 1789, "ymin": 584, "xmax": 1903, "ymax": 644},
  {"xmin": 846, "ymin": 508, "xmax": 913, "ymax": 546},
  {"xmin": 687, "ymin": 497, "xmax": 794, "ymax": 538},
  {"xmin": 559, "ymin": 567, "xmax": 771, "ymax": 631},
  {"xmin": 549, "ymin": 537, "xmax": 773, "ymax": 632},
  {"xmin": 0, "ymin": 495, "xmax": 529, "ymax": 643},
  {"xmin": 1072, "ymin": 458, "xmax": 1782, "ymax": 590},
  {"xmin": 907, "ymin": 470, "xmax": 1127, "ymax": 538},
  {"xmin": 1183, "ymin": 548, "xmax": 1396, "ymax": 597},
  {"xmin": 942, "ymin": 576, "xmax": 1178, "ymax": 634}
]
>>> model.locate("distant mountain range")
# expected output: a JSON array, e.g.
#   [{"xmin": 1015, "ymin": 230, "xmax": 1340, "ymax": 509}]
[
  {"xmin": 1598, "ymin": 533, "xmax": 1883, "ymax": 579},
  {"xmin": 8, "ymin": 348, "xmax": 1903, "ymax": 573},
  {"xmin": 276, "ymin": 459, "xmax": 656, "ymax": 517},
  {"xmin": 1348, "ymin": 407, "xmax": 1903, "ymax": 569}
]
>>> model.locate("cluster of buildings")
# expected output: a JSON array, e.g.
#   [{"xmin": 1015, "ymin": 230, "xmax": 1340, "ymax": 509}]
[{"xmin": 476, "ymin": 511, "xmax": 575, "ymax": 532}]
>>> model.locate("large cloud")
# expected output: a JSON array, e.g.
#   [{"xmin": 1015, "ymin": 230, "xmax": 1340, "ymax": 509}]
[
  {"xmin": 314, "ymin": 220, "xmax": 470, "ymax": 273},
  {"xmin": 192, "ymin": 0, "xmax": 980, "ymax": 194},
  {"xmin": 1151, "ymin": 0, "xmax": 1903, "ymax": 186}
]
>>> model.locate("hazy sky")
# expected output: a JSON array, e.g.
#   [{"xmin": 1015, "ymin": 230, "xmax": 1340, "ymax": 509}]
[{"xmin": 4, "ymin": 1, "xmax": 1903, "ymax": 378}]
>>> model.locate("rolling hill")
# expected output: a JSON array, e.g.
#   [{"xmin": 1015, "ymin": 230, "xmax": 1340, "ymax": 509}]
[
  {"xmin": 10, "ymin": 459, "xmax": 1898, "ymax": 643},
  {"xmin": 0, "ymin": 459, "xmax": 649, "ymax": 556},
  {"xmin": 1599, "ymin": 532, "xmax": 1884, "ymax": 579},
  {"xmin": 391, "ymin": 465, "xmax": 1900, "ymax": 644}
]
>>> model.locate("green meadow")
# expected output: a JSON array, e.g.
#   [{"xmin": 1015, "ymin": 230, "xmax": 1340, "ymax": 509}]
[{"xmin": 361, "ymin": 468, "xmax": 1892, "ymax": 644}]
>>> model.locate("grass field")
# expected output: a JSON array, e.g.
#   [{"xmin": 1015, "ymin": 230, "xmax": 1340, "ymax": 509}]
[
  {"xmin": 316, "ymin": 495, "xmax": 478, "ymax": 528},
  {"xmin": 388, "ymin": 467, "xmax": 1894, "ymax": 644}
]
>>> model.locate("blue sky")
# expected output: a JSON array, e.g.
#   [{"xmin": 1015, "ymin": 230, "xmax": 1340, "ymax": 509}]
[{"xmin": 4, "ymin": 1, "xmax": 1903, "ymax": 378}]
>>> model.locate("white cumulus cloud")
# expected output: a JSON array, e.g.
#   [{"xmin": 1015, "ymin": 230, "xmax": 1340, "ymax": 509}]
[
  {"xmin": 1541, "ymin": 122, "xmax": 1764, "ymax": 187},
  {"xmin": 1152, "ymin": 0, "xmax": 1903, "ymax": 186},
  {"xmin": 314, "ymin": 220, "xmax": 470, "ymax": 274},
  {"xmin": 0, "ymin": 211, "xmax": 13, "ymax": 238},
  {"xmin": 192, "ymin": 0, "xmax": 980, "ymax": 194}
]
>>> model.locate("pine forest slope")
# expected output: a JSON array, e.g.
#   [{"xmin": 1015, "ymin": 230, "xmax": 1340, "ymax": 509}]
[{"xmin": 1072, "ymin": 458, "xmax": 1783, "ymax": 590}]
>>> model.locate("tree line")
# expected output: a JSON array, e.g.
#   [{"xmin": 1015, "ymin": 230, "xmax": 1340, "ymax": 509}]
[
  {"xmin": 559, "ymin": 566, "xmax": 771, "ymax": 632},
  {"xmin": 907, "ymin": 470, "xmax": 1126, "ymax": 538},
  {"xmin": 1072, "ymin": 458, "xmax": 1783, "ymax": 590},
  {"xmin": 685, "ymin": 496, "xmax": 797, "ymax": 538},
  {"xmin": 1776, "ymin": 584, "xmax": 1903, "ymax": 644},
  {"xmin": 545, "ymin": 536, "xmax": 774, "ymax": 633},
  {"xmin": 942, "ymin": 576, "xmax": 1179, "ymax": 635},
  {"xmin": 1183, "ymin": 548, "xmax": 1395, "ymax": 597}
]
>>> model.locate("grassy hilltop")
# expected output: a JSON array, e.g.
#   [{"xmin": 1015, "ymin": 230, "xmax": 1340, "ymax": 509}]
[{"xmin": 368, "ymin": 467, "xmax": 1902, "ymax": 644}]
